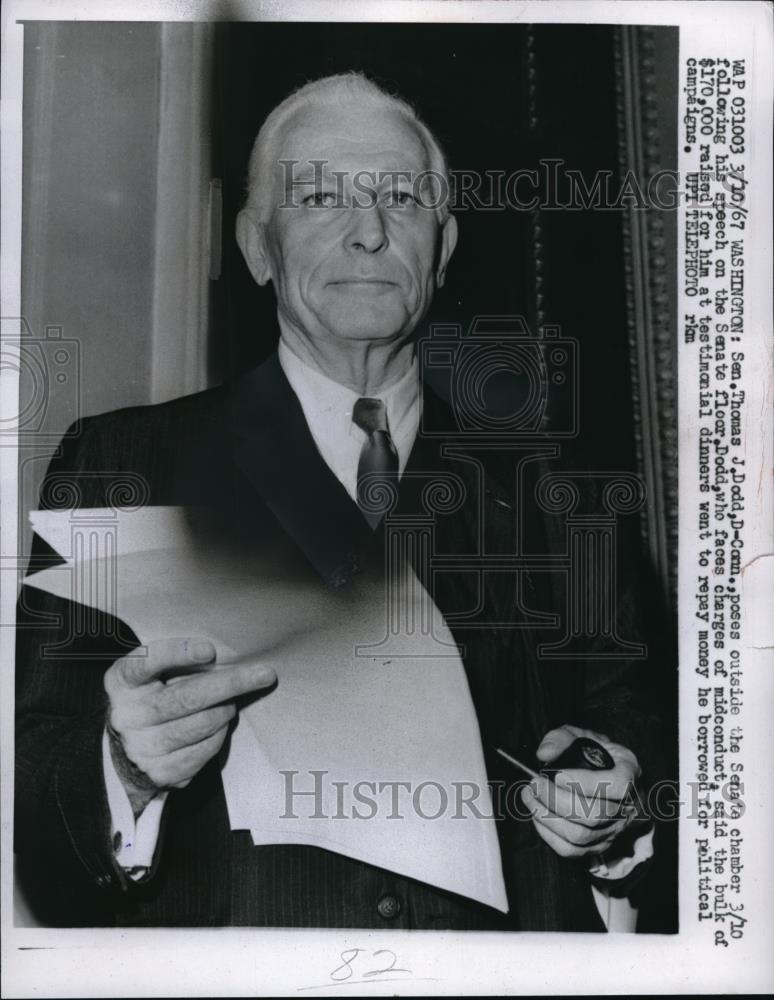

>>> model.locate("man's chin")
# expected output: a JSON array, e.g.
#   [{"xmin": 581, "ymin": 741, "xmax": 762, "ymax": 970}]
[
  {"xmin": 331, "ymin": 327, "xmax": 409, "ymax": 344},
  {"xmin": 319, "ymin": 311, "xmax": 413, "ymax": 345}
]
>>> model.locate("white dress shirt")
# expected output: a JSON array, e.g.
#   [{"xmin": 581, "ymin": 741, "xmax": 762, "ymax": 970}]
[{"xmin": 102, "ymin": 338, "xmax": 652, "ymax": 925}]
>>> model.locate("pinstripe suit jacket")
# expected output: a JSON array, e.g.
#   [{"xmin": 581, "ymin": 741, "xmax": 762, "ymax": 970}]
[{"xmin": 15, "ymin": 351, "xmax": 666, "ymax": 929}]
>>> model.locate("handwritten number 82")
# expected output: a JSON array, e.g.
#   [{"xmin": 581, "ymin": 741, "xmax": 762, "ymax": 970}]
[{"xmin": 330, "ymin": 948, "xmax": 411, "ymax": 981}]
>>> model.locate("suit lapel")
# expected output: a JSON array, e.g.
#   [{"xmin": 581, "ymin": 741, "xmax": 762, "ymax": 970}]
[
  {"xmin": 394, "ymin": 385, "xmax": 477, "ymax": 556},
  {"xmin": 228, "ymin": 352, "xmax": 374, "ymax": 587}
]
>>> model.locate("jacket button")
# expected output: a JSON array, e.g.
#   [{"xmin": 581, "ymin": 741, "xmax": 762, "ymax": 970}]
[{"xmin": 377, "ymin": 894, "xmax": 401, "ymax": 919}]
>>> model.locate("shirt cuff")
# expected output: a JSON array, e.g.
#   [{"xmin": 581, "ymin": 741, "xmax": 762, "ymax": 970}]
[
  {"xmin": 591, "ymin": 886, "xmax": 639, "ymax": 931},
  {"xmin": 101, "ymin": 728, "xmax": 168, "ymax": 879},
  {"xmin": 589, "ymin": 826, "xmax": 655, "ymax": 932},
  {"xmin": 588, "ymin": 823, "xmax": 655, "ymax": 879}
]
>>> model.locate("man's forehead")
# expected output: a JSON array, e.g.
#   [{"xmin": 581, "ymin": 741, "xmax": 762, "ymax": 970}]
[{"xmin": 275, "ymin": 103, "xmax": 430, "ymax": 173}]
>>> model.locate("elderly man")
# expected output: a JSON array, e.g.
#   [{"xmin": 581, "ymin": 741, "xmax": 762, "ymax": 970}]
[{"xmin": 16, "ymin": 73, "xmax": 660, "ymax": 930}]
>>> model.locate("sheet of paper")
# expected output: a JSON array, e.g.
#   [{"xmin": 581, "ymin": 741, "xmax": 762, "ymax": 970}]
[{"xmin": 25, "ymin": 506, "xmax": 508, "ymax": 912}]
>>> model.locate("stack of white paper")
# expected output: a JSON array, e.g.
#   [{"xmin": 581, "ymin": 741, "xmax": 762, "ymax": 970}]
[{"xmin": 25, "ymin": 506, "xmax": 507, "ymax": 912}]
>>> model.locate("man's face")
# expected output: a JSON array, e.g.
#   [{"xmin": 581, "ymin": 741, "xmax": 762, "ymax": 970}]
[{"xmin": 238, "ymin": 102, "xmax": 457, "ymax": 349}]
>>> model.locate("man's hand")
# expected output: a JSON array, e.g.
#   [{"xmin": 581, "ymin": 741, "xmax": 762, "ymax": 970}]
[
  {"xmin": 104, "ymin": 638, "xmax": 277, "ymax": 815},
  {"xmin": 521, "ymin": 724, "xmax": 643, "ymax": 860}
]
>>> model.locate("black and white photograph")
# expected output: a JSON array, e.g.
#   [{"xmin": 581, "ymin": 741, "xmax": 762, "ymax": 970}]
[{"xmin": 1, "ymin": 1, "xmax": 771, "ymax": 996}]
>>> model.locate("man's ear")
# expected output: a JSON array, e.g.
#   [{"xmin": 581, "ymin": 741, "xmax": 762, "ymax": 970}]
[
  {"xmin": 236, "ymin": 209, "xmax": 273, "ymax": 286},
  {"xmin": 435, "ymin": 213, "xmax": 458, "ymax": 288}
]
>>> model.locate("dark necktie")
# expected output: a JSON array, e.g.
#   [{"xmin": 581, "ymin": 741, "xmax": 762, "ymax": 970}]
[{"xmin": 352, "ymin": 397, "xmax": 399, "ymax": 528}]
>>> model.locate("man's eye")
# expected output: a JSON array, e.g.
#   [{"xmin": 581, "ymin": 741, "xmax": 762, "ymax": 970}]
[
  {"xmin": 386, "ymin": 189, "xmax": 417, "ymax": 208},
  {"xmin": 301, "ymin": 191, "xmax": 339, "ymax": 208}
]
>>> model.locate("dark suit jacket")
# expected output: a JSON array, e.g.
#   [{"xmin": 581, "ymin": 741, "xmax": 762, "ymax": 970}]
[{"xmin": 15, "ymin": 351, "xmax": 669, "ymax": 930}]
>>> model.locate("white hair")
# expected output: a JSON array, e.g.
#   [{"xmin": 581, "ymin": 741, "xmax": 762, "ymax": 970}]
[{"xmin": 244, "ymin": 71, "xmax": 450, "ymax": 222}]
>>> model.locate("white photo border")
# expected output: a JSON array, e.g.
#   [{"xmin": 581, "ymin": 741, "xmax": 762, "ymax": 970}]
[{"xmin": 2, "ymin": 1, "xmax": 772, "ymax": 996}]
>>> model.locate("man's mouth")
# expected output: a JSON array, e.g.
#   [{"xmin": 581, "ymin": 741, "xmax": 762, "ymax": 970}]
[
  {"xmin": 327, "ymin": 278, "xmax": 399, "ymax": 294},
  {"xmin": 329, "ymin": 278, "xmax": 397, "ymax": 286}
]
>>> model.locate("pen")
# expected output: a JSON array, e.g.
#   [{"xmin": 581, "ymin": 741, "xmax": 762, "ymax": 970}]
[{"xmin": 493, "ymin": 746, "xmax": 541, "ymax": 780}]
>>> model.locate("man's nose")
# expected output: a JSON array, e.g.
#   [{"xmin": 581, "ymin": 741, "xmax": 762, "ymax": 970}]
[{"xmin": 346, "ymin": 204, "xmax": 389, "ymax": 253}]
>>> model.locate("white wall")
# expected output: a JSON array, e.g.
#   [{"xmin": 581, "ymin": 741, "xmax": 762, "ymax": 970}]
[{"xmin": 16, "ymin": 20, "xmax": 213, "ymax": 926}]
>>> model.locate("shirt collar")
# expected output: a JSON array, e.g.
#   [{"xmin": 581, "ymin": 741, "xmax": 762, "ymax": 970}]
[{"xmin": 277, "ymin": 337, "xmax": 420, "ymax": 450}]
